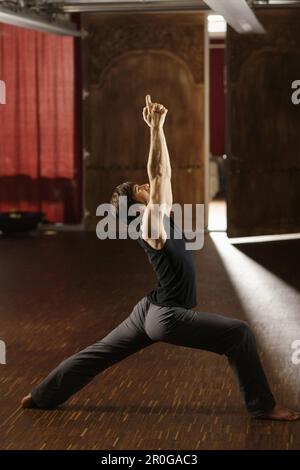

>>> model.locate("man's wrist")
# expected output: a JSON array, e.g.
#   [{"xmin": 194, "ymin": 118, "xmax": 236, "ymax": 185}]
[{"xmin": 150, "ymin": 125, "xmax": 163, "ymax": 133}]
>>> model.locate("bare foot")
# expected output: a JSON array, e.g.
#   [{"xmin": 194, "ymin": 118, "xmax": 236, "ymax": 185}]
[
  {"xmin": 21, "ymin": 394, "xmax": 37, "ymax": 409},
  {"xmin": 255, "ymin": 404, "xmax": 300, "ymax": 421}
]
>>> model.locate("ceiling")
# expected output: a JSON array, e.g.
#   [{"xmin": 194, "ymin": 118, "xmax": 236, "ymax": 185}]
[
  {"xmin": 2, "ymin": 1, "xmax": 300, "ymax": 15},
  {"xmin": 0, "ymin": 0, "xmax": 300, "ymax": 37}
]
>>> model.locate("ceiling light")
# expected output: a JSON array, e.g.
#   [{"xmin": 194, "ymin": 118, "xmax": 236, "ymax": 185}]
[{"xmin": 207, "ymin": 14, "xmax": 227, "ymax": 33}]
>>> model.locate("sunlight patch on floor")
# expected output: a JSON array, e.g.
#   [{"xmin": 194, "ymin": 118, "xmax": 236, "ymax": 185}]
[{"xmin": 210, "ymin": 232, "xmax": 300, "ymax": 386}]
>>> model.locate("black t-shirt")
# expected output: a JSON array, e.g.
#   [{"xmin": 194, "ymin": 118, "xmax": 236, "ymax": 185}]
[{"xmin": 137, "ymin": 213, "xmax": 197, "ymax": 309}]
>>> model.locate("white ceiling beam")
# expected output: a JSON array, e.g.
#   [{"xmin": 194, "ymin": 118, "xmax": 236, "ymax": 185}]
[
  {"xmin": 62, "ymin": 1, "xmax": 208, "ymax": 13},
  {"xmin": 0, "ymin": 7, "xmax": 83, "ymax": 36},
  {"xmin": 203, "ymin": 0, "xmax": 266, "ymax": 34}
]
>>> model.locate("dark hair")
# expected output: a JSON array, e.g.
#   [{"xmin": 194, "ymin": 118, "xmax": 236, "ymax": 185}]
[{"xmin": 110, "ymin": 181, "xmax": 139, "ymax": 225}]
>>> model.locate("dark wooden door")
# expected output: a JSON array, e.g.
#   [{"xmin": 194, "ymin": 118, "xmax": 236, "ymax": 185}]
[
  {"xmin": 226, "ymin": 9, "xmax": 300, "ymax": 237},
  {"xmin": 81, "ymin": 13, "xmax": 206, "ymax": 230}
]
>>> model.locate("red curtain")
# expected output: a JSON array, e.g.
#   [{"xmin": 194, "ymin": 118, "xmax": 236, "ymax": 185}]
[
  {"xmin": 210, "ymin": 41, "xmax": 225, "ymax": 156},
  {"xmin": 0, "ymin": 23, "xmax": 80, "ymax": 223}
]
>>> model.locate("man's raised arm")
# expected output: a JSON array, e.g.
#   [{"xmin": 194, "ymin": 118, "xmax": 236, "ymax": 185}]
[
  {"xmin": 141, "ymin": 95, "xmax": 173, "ymax": 246},
  {"xmin": 145, "ymin": 95, "xmax": 171, "ymax": 180}
]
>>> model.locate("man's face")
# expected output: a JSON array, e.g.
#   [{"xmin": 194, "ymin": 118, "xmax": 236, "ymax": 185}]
[{"xmin": 132, "ymin": 183, "xmax": 150, "ymax": 205}]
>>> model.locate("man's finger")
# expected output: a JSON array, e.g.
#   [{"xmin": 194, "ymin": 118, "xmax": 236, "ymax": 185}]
[
  {"xmin": 143, "ymin": 107, "xmax": 148, "ymax": 122},
  {"xmin": 145, "ymin": 95, "xmax": 152, "ymax": 107}
]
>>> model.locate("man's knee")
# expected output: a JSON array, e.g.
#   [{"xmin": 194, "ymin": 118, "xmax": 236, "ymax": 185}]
[
  {"xmin": 223, "ymin": 320, "xmax": 256, "ymax": 358},
  {"xmin": 233, "ymin": 320, "xmax": 255, "ymax": 343}
]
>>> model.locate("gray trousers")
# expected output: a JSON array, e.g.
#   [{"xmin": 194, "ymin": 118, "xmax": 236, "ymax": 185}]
[{"xmin": 31, "ymin": 296, "xmax": 276, "ymax": 416}]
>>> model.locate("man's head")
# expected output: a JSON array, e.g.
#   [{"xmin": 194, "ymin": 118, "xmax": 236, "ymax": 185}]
[{"xmin": 110, "ymin": 181, "xmax": 150, "ymax": 224}]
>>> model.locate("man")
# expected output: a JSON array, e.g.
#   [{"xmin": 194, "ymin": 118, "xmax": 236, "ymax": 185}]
[{"xmin": 22, "ymin": 95, "xmax": 299, "ymax": 421}]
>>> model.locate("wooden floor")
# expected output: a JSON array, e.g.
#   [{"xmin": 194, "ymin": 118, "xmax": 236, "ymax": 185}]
[{"xmin": 0, "ymin": 231, "xmax": 299, "ymax": 450}]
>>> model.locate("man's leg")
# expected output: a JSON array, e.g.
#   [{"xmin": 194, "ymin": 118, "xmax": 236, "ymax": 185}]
[
  {"xmin": 28, "ymin": 297, "xmax": 154, "ymax": 409},
  {"xmin": 145, "ymin": 305, "xmax": 276, "ymax": 417}
]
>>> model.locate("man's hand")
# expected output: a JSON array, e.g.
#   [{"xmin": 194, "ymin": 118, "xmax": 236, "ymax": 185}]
[{"xmin": 143, "ymin": 95, "xmax": 168, "ymax": 129}]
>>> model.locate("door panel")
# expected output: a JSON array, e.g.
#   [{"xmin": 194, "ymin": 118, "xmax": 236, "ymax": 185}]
[
  {"xmin": 226, "ymin": 9, "xmax": 300, "ymax": 237},
  {"xmin": 82, "ymin": 13, "xmax": 206, "ymax": 230}
]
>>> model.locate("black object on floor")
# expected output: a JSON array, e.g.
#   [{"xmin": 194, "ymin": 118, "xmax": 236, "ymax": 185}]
[{"xmin": 0, "ymin": 211, "xmax": 44, "ymax": 234}]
